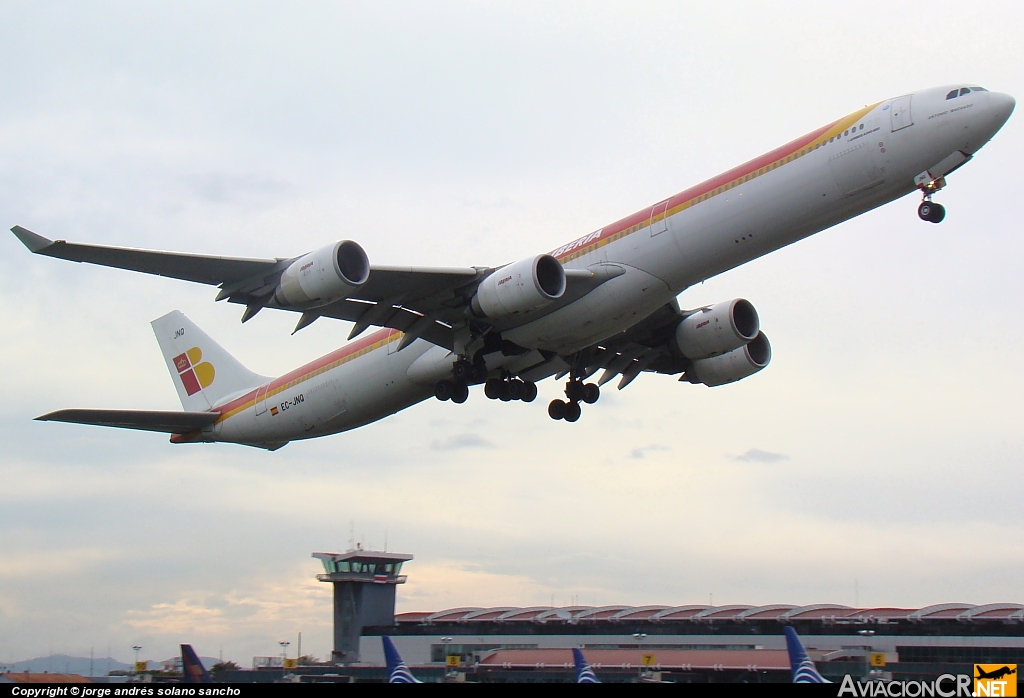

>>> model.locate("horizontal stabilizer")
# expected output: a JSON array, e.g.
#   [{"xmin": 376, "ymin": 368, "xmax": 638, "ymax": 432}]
[{"xmin": 36, "ymin": 408, "xmax": 218, "ymax": 434}]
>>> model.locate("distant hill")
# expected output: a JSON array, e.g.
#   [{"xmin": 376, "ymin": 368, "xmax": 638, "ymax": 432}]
[{"xmin": 2, "ymin": 655, "xmax": 132, "ymax": 675}]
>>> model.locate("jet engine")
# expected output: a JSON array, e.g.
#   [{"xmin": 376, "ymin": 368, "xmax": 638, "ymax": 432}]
[
  {"xmin": 673, "ymin": 298, "xmax": 759, "ymax": 360},
  {"xmin": 274, "ymin": 241, "xmax": 370, "ymax": 309},
  {"xmin": 686, "ymin": 332, "xmax": 771, "ymax": 387},
  {"xmin": 470, "ymin": 254, "xmax": 566, "ymax": 321}
]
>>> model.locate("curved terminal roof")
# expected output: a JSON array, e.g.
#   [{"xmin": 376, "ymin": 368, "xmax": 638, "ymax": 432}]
[{"xmin": 395, "ymin": 603, "xmax": 1024, "ymax": 625}]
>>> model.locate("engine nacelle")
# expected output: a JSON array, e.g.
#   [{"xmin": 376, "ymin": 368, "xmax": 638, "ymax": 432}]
[
  {"xmin": 274, "ymin": 241, "xmax": 370, "ymax": 309},
  {"xmin": 673, "ymin": 298, "xmax": 759, "ymax": 360},
  {"xmin": 687, "ymin": 331, "xmax": 771, "ymax": 387},
  {"xmin": 470, "ymin": 254, "xmax": 566, "ymax": 321}
]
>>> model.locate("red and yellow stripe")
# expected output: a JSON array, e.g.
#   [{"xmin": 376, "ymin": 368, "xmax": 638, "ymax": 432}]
[
  {"xmin": 211, "ymin": 327, "xmax": 402, "ymax": 425},
  {"xmin": 550, "ymin": 103, "xmax": 880, "ymax": 262}
]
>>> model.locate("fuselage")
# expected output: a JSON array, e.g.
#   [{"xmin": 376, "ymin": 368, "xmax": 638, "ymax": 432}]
[{"xmin": 192, "ymin": 84, "xmax": 1014, "ymax": 447}]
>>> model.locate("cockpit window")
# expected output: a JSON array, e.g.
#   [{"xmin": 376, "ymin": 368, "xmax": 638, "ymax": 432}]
[
  {"xmin": 946, "ymin": 90, "xmax": 959, "ymax": 100},
  {"xmin": 959, "ymin": 87, "xmax": 972, "ymax": 97},
  {"xmin": 970, "ymin": 86, "xmax": 987, "ymax": 92}
]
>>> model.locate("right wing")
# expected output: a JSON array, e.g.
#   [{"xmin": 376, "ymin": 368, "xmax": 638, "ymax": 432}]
[{"xmin": 36, "ymin": 408, "xmax": 219, "ymax": 434}]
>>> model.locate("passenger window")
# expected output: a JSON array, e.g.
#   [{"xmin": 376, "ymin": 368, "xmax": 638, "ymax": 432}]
[
  {"xmin": 859, "ymin": 124, "xmax": 864, "ymax": 130},
  {"xmin": 946, "ymin": 90, "xmax": 958, "ymax": 100},
  {"xmin": 959, "ymin": 87, "xmax": 971, "ymax": 96},
  {"xmin": 844, "ymin": 130, "xmax": 849, "ymax": 136}
]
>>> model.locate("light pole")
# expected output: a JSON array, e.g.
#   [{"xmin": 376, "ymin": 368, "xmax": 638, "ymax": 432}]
[
  {"xmin": 633, "ymin": 633, "xmax": 647, "ymax": 678},
  {"xmin": 132, "ymin": 646, "xmax": 142, "ymax": 674},
  {"xmin": 440, "ymin": 636, "xmax": 453, "ymax": 668},
  {"xmin": 279, "ymin": 641, "xmax": 290, "ymax": 668}
]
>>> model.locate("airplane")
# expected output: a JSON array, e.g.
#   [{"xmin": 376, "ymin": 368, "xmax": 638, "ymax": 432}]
[
  {"xmin": 572, "ymin": 647, "xmax": 600, "ymax": 683},
  {"xmin": 180, "ymin": 644, "xmax": 213, "ymax": 684},
  {"xmin": 975, "ymin": 665, "xmax": 1017, "ymax": 681},
  {"xmin": 784, "ymin": 626, "xmax": 830, "ymax": 684},
  {"xmin": 382, "ymin": 636, "xmax": 420, "ymax": 683},
  {"xmin": 14, "ymin": 84, "xmax": 1014, "ymax": 450}
]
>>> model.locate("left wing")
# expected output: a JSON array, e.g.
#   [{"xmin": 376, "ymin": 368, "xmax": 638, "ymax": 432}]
[
  {"xmin": 12, "ymin": 226, "xmax": 484, "ymax": 348},
  {"xmin": 13, "ymin": 226, "xmax": 612, "ymax": 351}
]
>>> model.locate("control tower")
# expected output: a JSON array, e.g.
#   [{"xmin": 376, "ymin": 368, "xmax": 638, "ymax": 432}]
[{"xmin": 313, "ymin": 548, "xmax": 412, "ymax": 664}]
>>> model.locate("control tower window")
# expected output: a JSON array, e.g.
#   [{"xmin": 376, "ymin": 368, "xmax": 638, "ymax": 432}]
[{"xmin": 959, "ymin": 87, "xmax": 971, "ymax": 96}]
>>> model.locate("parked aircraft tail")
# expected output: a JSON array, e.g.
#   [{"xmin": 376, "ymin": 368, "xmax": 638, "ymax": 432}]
[
  {"xmin": 152, "ymin": 310, "xmax": 267, "ymax": 411},
  {"xmin": 382, "ymin": 636, "xmax": 420, "ymax": 683},
  {"xmin": 180, "ymin": 644, "xmax": 212, "ymax": 684},
  {"xmin": 573, "ymin": 647, "xmax": 600, "ymax": 683},
  {"xmin": 785, "ymin": 626, "xmax": 829, "ymax": 683}
]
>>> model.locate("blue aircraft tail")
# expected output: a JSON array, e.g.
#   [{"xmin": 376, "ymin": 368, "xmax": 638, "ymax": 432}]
[
  {"xmin": 784, "ymin": 627, "xmax": 829, "ymax": 683},
  {"xmin": 383, "ymin": 636, "xmax": 419, "ymax": 683},
  {"xmin": 180, "ymin": 644, "xmax": 212, "ymax": 684},
  {"xmin": 573, "ymin": 647, "xmax": 600, "ymax": 683}
]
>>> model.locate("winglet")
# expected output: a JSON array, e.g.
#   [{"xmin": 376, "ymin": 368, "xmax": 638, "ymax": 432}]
[{"xmin": 11, "ymin": 225, "xmax": 54, "ymax": 253}]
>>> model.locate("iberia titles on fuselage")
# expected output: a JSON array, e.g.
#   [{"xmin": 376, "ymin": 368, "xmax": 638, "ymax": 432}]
[{"xmin": 15, "ymin": 84, "xmax": 1014, "ymax": 449}]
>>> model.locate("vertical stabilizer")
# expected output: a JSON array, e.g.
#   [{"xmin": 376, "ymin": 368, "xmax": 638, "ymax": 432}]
[
  {"xmin": 382, "ymin": 636, "xmax": 419, "ymax": 683},
  {"xmin": 152, "ymin": 311, "xmax": 268, "ymax": 411},
  {"xmin": 180, "ymin": 644, "xmax": 212, "ymax": 684},
  {"xmin": 785, "ymin": 626, "xmax": 829, "ymax": 683},
  {"xmin": 573, "ymin": 647, "xmax": 600, "ymax": 683}
]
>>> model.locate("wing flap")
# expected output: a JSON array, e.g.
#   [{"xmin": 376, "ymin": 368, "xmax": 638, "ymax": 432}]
[
  {"xmin": 12, "ymin": 226, "xmax": 280, "ymax": 286},
  {"xmin": 36, "ymin": 408, "xmax": 219, "ymax": 434}
]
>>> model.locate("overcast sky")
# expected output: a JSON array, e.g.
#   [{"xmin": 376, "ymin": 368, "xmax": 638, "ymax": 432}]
[{"xmin": 1, "ymin": 1, "xmax": 1022, "ymax": 666}]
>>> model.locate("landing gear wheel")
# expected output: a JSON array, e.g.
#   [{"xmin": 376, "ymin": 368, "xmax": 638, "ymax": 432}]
[
  {"xmin": 435, "ymin": 380, "xmax": 453, "ymax": 401},
  {"xmin": 918, "ymin": 201, "xmax": 945, "ymax": 223},
  {"xmin": 484, "ymin": 378, "xmax": 503, "ymax": 400},
  {"xmin": 582, "ymin": 383, "xmax": 600, "ymax": 404},
  {"xmin": 563, "ymin": 401, "xmax": 582, "ymax": 422},
  {"xmin": 453, "ymin": 360, "xmax": 474, "ymax": 382},
  {"xmin": 508, "ymin": 379, "xmax": 525, "ymax": 400},
  {"xmin": 497, "ymin": 382, "xmax": 512, "ymax": 401},
  {"xmin": 565, "ymin": 381, "xmax": 586, "ymax": 402},
  {"xmin": 451, "ymin": 382, "xmax": 469, "ymax": 404},
  {"xmin": 548, "ymin": 399, "xmax": 566, "ymax": 420},
  {"xmin": 521, "ymin": 381, "xmax": 538, "ymax": 403}
]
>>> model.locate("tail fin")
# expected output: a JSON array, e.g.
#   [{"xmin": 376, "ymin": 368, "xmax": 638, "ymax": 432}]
[
  {"xmin": 180, "ymin": 644, "xmax": 212, "ymax": 684},
  {"xmin": 573, "ymin": 648, "xmax": 600, "ymax": 683},
  {"xmin": 152, "ymin": 311, "xmax": 267, "ymax": 411},
  {"xmin": 382, "ymin": 636, "xmax": 419, "ymax": 683},
  {"xmin": 785, "ymin": 627, "xmax": 829, "ymax": 683}
]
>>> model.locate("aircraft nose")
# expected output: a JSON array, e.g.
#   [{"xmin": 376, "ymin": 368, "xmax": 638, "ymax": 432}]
[{"xmin": 988, "ymin": 91, "xmax": 1016, "ymax": 128}]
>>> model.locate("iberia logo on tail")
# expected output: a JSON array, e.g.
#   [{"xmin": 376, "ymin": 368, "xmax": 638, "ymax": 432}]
[{"xmin": 172, "ymin": 347, "xmax": 215, "ymax": 396}]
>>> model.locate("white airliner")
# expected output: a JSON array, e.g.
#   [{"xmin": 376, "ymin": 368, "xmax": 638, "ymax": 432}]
[{"xmin": 14, "ymin": 84, "xmax": 1014, "ymax": 450}]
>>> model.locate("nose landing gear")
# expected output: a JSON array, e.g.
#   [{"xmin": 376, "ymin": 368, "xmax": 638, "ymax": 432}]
[
  {"xmin": 917, "ymin": 176, "xmax": 947, "ymax": 224},
  {"xmin": 918, "ymin": 200, "xmax": 946, "ymax": 223},
  {"xmin": 548, "ymin": 377, "xmax": 600, "ymax": 422}
]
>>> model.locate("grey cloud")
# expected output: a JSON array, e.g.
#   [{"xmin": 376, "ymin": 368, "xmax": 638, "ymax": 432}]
[
  {"xmin": 429, "ymin": 433, "xmax": 496, "ymax": 451},
  {"xmin": 732, "ymin": 448, "xmax": 789, "ymax": 463},
  {"xmin": 185, "ymin": 173, "xmax": 291, "ymax": 204},
  {"xmin": 628, "ymin": 444, "xmax": 669, "ymax": 459}
]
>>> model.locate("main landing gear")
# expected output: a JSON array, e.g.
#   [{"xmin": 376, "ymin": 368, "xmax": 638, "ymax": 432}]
[
  {"xmin": 917, "ymin": 176, "xmax": 946, "ymax": 224},
  {"xmin": 484, "ymin": 376, "xmax": 538, "ymax": 402},
  {"xmin": 435, "ymin": 357, "xmax": 485, "ymax": 404},
  {"xmin": 548, "ymin": 377, "xmax": 600, "ymax": 423}
]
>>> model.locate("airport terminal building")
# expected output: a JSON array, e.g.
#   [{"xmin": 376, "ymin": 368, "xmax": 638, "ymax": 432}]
[{"xmin": 302, "ymin": 548, "xmax": 1024, "ymax": 683}]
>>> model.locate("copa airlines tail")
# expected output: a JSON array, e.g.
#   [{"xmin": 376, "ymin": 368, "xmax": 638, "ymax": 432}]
[
  {"xmin": 382, "ymin": 636, "xmax": 420, "ymax": 683},
  {"xmin": 180, "ymin": 644, "xmax": 212, "ymax": 684},
  {"xmin": 573, "ymin": 648, "xmax": 600, "ymax": 683},
  {"xmin": 785, "ymin": 626, "xmax": 829, "ymax": 684}
]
